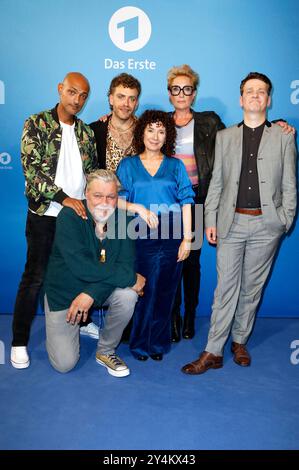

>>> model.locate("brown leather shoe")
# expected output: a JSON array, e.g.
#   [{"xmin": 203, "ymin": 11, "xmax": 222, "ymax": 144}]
[
  {"xmin": 231, "ymin": 342, "xmax": 251, "ymax": 366},
  {"xmin": 181, "ymin": 351, "xmax": 223, "ymax": 375}
]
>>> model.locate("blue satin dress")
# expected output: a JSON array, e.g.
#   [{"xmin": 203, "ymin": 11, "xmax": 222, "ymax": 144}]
[{"xmin": 116, "ymin": 155, "xmax": 194, "ymax": 358}]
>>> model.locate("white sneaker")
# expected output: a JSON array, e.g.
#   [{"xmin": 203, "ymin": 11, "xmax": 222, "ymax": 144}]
[
  {"xmin": 11, "ymin": 346, "xmax": 30, "ymax": 369},
  {"xmin": 96, "ymin": 353, "xmax": 130, "ymax": 377},
  {"xmin": 79, "ymin": 321, "xmax": 99, "ymax": 339}
]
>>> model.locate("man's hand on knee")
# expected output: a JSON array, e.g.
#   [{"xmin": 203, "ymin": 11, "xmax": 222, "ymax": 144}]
[{"xmin": 67, "ymin": 293, "xmax": 94, "ymax": 324}]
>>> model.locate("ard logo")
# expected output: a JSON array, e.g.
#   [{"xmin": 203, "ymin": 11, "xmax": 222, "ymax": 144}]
[
  {"xmin": 0, "ymin": 152, "xmax": 11, "ymax": 165},
  {"xmin": 109, "ymin": 6, "xmax": 151, "ymax": 52}
]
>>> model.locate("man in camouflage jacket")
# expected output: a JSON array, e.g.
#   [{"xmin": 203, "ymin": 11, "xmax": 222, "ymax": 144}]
[
  {"xmin": 23, "ymin": 105, "xmax": 96, "ymax": 215},
  {"xmin": 11, "ymin": 72, "xmax": 97, "ymax": 369}
]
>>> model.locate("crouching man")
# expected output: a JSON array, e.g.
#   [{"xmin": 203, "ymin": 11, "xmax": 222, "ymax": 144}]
[{"xmin": 44, "ymin": 170, "xmax": 145, "ymax": 377}]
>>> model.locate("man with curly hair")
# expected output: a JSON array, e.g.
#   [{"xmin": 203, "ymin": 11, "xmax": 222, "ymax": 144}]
[{"xmin": 89, "ymin": 73, "xmax": 141, "ymax": 172}]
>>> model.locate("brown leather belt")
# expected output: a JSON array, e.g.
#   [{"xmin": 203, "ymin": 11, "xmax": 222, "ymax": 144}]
[{"xmin": 235, "ymin": 208, "xmax": 262, "ymax": 216}]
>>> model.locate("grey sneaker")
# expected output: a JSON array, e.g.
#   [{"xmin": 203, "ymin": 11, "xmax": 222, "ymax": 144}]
[{"xmin": 96, "ymin": 353, "xmax": 130, "ymax": 377}]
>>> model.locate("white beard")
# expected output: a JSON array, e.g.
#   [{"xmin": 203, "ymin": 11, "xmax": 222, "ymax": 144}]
[
  {"xmin": 93, "ymin": 204, "xmax": 115, "ymax": 224},
  {"xmin": 93, "ymin": 204, "xmax": 115, "ymax": 240}
]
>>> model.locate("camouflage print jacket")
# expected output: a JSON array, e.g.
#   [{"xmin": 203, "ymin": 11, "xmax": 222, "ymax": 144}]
[{"xmin": 21, "ymin": 104, "xmax": 97, "ymax": 215}]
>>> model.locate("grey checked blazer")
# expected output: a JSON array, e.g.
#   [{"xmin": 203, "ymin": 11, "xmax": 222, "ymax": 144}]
[{"xmin": 205, "ymin": 122, "xmax": 297, "ymax": 237}]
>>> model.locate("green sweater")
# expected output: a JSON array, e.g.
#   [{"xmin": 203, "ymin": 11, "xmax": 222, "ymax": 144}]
[{"xmin": 44, "ymin": 205, "xmax": 136, "ymax": 311}]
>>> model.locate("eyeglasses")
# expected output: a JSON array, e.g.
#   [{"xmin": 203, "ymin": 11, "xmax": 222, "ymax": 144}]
[{"xmin": 168, "ymin": 85, "xmax": 195, "ymax": 96}]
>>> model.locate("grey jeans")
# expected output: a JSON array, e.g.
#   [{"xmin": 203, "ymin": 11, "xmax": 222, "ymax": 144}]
[{"xmin": 45, "ymin": 288, "xmax": 138, "ymax": 373}]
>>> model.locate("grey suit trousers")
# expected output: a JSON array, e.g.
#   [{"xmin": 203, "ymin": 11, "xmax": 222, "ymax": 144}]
[
  {"xmin": 45, "ymin": 288, "xmax": 138, "ymax": 373},
  {"xmin": 206, "ymin": 213, "xmax": 281, "ymax": 356}
]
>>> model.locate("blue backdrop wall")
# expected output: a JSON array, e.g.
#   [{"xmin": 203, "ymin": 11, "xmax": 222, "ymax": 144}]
[{"xmin": 0, "ymin": 0, "xmax": 298, "ymax": 316}]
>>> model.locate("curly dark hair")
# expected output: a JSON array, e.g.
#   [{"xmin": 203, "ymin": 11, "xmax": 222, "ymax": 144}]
[
  {"xmin": 133, "ymin": 110, "xmax": 176, "ymax": 156},
  {"xmin": 108, "ymin": 73, "xmax": 141, "ymax": 97}
]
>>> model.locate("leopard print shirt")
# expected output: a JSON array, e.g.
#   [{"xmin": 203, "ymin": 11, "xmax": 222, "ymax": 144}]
[{"xmin": 106, "ymin": 118, "xmax": 137, "ymax": 172}]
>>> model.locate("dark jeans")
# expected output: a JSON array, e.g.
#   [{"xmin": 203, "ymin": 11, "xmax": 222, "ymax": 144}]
[{"xmin": 12, "ymin": 211, "xmax": 56, "ymax": 346}]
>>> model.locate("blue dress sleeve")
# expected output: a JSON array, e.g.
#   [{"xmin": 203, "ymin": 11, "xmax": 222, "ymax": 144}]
[
  {"xmin": 116, "ymin": 158, "xmax": 130, "ymax": 200},
  {"xmin": 176, "ymin": 159, "xmax": 195, "ymax": 205}
]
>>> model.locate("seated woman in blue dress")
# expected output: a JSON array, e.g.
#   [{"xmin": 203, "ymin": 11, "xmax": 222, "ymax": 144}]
[{"xmin": 116, "ymin": 110, "xmax": 194, "ymax": 361}]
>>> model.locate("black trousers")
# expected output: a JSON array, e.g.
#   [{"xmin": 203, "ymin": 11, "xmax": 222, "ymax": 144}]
[
  {"xmin": 172, "ymin": 201, "xmax": 202, "ymax": 316},
  {"xmin": 12, "ymin": 211, "xmax": 56, "ymax": 346},
  {"xmin": 172, "ymin": 247, "xmax": 201, "ymax": 315}
]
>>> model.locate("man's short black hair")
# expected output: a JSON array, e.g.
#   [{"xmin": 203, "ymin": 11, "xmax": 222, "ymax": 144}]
[{"xmin": 240, "ymin": 72, "xmax": 272, "ymax": 95}]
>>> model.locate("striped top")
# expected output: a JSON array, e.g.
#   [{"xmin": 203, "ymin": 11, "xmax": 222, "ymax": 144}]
[{"xmin": 173, "ymin": 119, "xmax": 198, "ymax": 186}]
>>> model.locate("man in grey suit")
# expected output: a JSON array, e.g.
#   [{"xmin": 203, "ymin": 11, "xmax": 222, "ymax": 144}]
[{"xmin": 182, "ymin": 72, "xmax": 297, "ymax": 375}]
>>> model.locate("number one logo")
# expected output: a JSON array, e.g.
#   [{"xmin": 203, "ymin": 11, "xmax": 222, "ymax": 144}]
[
  {"xmin": 117, "ymin": 16, "xmax": 139, "ymax": 43},
  {"xmin": 109, "ymin": 7, "xmax": 151, "ymax": 52}
]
